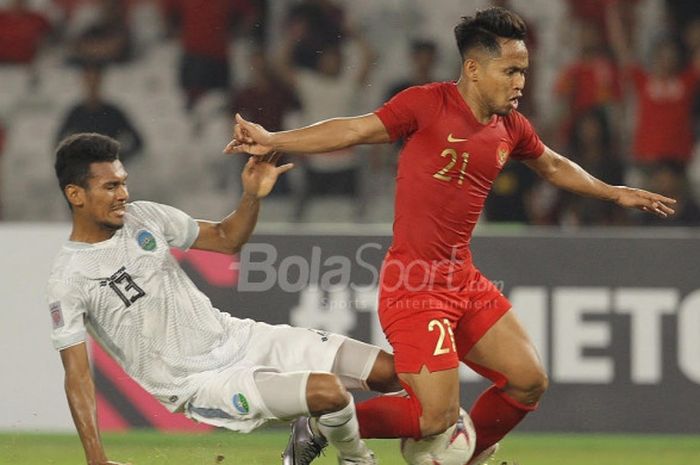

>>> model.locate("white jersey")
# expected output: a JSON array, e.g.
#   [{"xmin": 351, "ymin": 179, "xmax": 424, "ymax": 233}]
[{"xmin": 47, "ymin": 201, "xmax": 254, "ymax": 411}]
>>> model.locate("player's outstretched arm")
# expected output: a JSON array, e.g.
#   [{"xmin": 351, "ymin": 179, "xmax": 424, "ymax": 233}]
[
  {"xmin": 223, "ymin": 112, "xmax": 391, "ymax": 156},
  {"xmin": 192, "ymin": 154, "xmax": 293, "ymax": 255},
  {"xmin": 61, "ymin": 343, "xmax": 131, "ymax": 465},
  {"xmin": 525, "ymin": 146, "xmax": 676, "ymax": 218}
]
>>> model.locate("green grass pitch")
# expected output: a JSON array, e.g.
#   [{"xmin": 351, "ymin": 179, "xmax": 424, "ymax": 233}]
[{"xmin": 1, "ymin": 430, "xmax": 699, "ymax": 465}]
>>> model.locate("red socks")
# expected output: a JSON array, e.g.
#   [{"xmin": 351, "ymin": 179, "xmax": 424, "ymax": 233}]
[
  {"xmin": 356, "ymin": 394, "xmax": 422, "ymax": 439},
  {"xmin": 356, "ymin": 383, "xmax": 537, "ymax": 451},
  {"xmin": 469, "ymin": 385, "xmax": 537, "ymax": 456}
]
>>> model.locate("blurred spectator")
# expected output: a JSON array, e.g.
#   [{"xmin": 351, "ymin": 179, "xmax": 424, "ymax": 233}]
[
  {"xmin": 559, "ymin": 108, "xmax": 626, "ymax": 226},
  {"xmin": 567, "ymin": 0, "xmax": 639, "ymax": 46},
  {"xmin": 56, "ymin": 65, "xmax": 144, "ymax": 165},
  {"xmin": 276, "ymin": 26, "xmax": 374, "ymax": 220},
  {"xmin": 609, "ymin": 2, "xmax": 700, "ymax": 169},
  {"xmin": 0, "ymin": 0, "xmax": 51, "ymax": 64},
  {"xmin": 67, "ymin": 0, "xmax": 132, "ymax": 66},
  {"xmin": 683, "ymin": 18, "xmax": 700, "ymax": 138},
  {"xmin": 285, "ymin": 0, "xmax": 345, "ymax": 71},
  {"xmin": 128, "ymin": 0, "xmax": 168, "ymax": 51},
  {"xmin": 666, "ymin": 0, "xmax": 700, "ymax": 36},
  {"xmin": 385, "ymin": 40, "xmax": 437, "ymax": 100},
  {"xmin": 0, "ymin": 121, "xmax": 5, "ymax": 219},
  {"xmin": 485, "ymin": 162, "xmax": 538, "ymax": 223},
  {"xmin": 641, "ymin": 161, "xmax": 700, "ymax": 226},
  {"xmin": 230, "ymin": 47, "xmax": 300, "ymax": 193},
  {"xmin": 553, "ymin": 21, "xmax": 621, "ymax": 148},
  {"xmin": 164, "ymin": 0, "xmax": 258, "ymax": 112}
]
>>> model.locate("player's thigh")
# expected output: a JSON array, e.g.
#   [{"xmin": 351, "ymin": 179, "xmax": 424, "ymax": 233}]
[
  {"xmin": 462, "ymin": 310, "xmax": 546, "ymax": 390},
  {"xmin": 185, "ymin": 362, "xmax": 274, "ymax": 432},
  {"xmin": 384, "ymin": 308, "xmax": 461, "ymax": 414},
  {"xmin": 399, "ymin": 366, "xmax": 460, "ymax": 417},
  {"xmin": 384, "ymin": 307, "xmax": 462, "ymax": 375},
  {"xmin": 245, "ymin": 322, "xmax": 350, "ymax": 374}
]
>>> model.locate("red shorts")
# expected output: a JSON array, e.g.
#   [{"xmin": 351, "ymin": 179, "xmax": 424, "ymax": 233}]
[{"xmin": 378, "ymin": 269, "xmax": 511, "ymax": 374}]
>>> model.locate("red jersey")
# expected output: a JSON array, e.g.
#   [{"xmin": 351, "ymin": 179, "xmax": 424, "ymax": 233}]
[
  {"xmin": 375, "ymin": 82, "xmax": 544, "ymax": 292},
  {"xmin": 555, "ymin": 57, "xmax": 621, "ymax": 115},
  {"xmin": 0, "ymin": 10, "xmax": 50, "ymax": 63},
  {"xmin": 629, "ymin": 65, "xmax": 700, "ymax": 163},
  {"xmin": 165, "ymin": 0, "xmax": 254, "ymax": 60}
]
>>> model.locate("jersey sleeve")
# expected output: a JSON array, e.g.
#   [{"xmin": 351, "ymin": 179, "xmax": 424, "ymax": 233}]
[
  {"xmin": 47, "ymin": 280, "xmax": 88, "ymax": 351},
  {"xmin": 375, "ymin": 85, "xmax": 434, "ymax": 141},
  {"xmin": 509, "ymin": 111, "xmax": 545, "ymax": 160},
  {"xmin": 130, "ymin": 201, "xmax": 200, "ymax": 249}
]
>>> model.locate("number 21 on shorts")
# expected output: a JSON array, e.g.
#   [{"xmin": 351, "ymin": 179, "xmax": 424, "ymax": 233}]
[{"xmin": 428, "ymin": 318, "xmax": 457, "ymax": 356}]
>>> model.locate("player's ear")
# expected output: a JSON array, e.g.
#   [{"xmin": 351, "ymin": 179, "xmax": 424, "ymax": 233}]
[
  {"xmin": 464, "ymin": 57, "xmax": 479, "ymax": 82},
  {"xmin": 65, "ymin": 184, "xmax": 86, "ymax": 208}
]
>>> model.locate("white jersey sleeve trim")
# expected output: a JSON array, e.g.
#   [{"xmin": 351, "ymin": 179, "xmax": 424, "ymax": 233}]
[
  {"xmin": 182, "ymin": 217, "xmax": 200, "ymax": 250},
  {"xmin": 56, "ymin": 334, "xmax": 88, "ymax": 351}
]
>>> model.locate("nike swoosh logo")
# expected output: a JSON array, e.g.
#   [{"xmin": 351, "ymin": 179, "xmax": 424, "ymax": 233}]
[{"xmin": 447, "ymin": 133, "xmax": 468, "ymax": 143}]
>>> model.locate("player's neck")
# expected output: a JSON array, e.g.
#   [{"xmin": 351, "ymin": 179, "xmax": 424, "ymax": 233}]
[
  {"xmin": 70, "ymin": 216, "xmax": 117, "ymax": 244},
  {"xmin": 455, "ymin": 78, "xmax": 493, "ymax": 124}
]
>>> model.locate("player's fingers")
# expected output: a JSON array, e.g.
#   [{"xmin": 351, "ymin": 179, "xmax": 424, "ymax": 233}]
[
  {"xmin": 269, "ymin": 151, "xmax": 281, "ymax": 164},
  {"xmin": 649, "ymin": 192, "xmax": 677, "ymax": 204},
  {"xmin": 244, "ymin": 156, "xmax": 256, "ymax": 170},
  {"xmin": 223, "ymin": 141, "xmax": 237, "ymax": 153},
  {"xmin": 235, "ymin": 113, "xmax": 255, "ymax": 132},
  {"xmin": 276, "ymin": 162, "xmax": 295, "ymax": 174},
  {"xmin": 658, "ymin": 202, "xmax": 676, "ymax": 215},
  {"xmin": 648, "ymin": 201, "xmax": 668, "ymax": 217}
]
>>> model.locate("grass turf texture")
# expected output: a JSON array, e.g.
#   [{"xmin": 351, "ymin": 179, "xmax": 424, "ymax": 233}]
[{"xmin": 1, "ymin": 430, "xmax": 699, "ymax": 465}]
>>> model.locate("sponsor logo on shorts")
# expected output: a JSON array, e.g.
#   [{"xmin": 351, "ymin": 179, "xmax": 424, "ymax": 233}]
[
  {"xmin": 49, "ymin": 301, "xmax": 64, "ymax": 329},
  {"xmin": 232, "ymin": 393, "xmax": 249, "ymax": 414},
  {"xmin": 136, "ymin": 230, "xmax": 157, "ymax": 251}
]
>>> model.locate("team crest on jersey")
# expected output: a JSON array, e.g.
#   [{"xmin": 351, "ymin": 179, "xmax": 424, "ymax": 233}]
[
  {"xmin": 136, "ymin": 230, "xmax": 157, "ymax": 251},
  {"xmin": 232, "ymin": 393, "xmax": 250, "ymax": 414},
  {"xmin": 497, "ymin": 141, "xmax": 510, "ymax": 167},
  {"xmin": 49, "ymin": 301, "xmax": 64, "ymax": 329}
]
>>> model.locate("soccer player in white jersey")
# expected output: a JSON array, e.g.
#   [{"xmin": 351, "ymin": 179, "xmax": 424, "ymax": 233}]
[{"xmin": 49, "ymin": 133, "xmax": 400, "ymax": 465}]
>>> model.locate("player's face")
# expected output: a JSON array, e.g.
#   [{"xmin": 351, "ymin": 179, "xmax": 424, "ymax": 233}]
[
  {"xmin": 478, "ymin": 39, "xmax": 528, "ymax": 116},
  {"xmin": 82, "ymin": 161, "xmax": 129, "ymax": 231}
]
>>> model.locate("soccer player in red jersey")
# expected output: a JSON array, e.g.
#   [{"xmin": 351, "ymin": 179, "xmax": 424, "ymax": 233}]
[{"xmin": 225, "ymin": 7, "xmax": 676, "ymax": 464}]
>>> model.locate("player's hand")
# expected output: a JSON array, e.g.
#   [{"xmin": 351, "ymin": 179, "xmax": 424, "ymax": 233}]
[
  {"xmin": 611, "ymin": 186, "xmax": 677, "ymax": 218},
  {"xmin": 224, "ymin": 113, "xmax": 275, "ymax": 156},
  {"xmin": 241, "ymin": 153, "xmax": 294, "ymax": 199}
]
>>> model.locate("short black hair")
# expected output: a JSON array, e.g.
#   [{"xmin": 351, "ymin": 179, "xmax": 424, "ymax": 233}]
[
  {"xmin": 55, "ymin": 133, "xmax": 121, "ymax": 197},
  {"xmin": 454, "ymin": 7, "xmax": 527, "ymax": 59}
]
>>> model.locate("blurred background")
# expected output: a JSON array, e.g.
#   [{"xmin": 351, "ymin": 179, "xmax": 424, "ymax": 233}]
[
  {"xmin": 1, "ymin": 1, "xmax": 699, "ymax": 463},
  {"xmin": 1, "ymin": 0, "xmax": 700, "ymax": 226}
]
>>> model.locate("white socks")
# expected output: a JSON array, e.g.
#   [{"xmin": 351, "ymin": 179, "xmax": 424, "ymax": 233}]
[{"xmin": 317, "ymin": 397, "xmax": 369, "ymax": 460}]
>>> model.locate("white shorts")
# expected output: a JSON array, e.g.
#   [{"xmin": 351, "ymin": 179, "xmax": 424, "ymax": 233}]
[{"xmin": 184, "ymin": 322, "xmax": 350, "ymax": 433}]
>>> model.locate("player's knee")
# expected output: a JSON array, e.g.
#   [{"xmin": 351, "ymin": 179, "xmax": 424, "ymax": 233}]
[
  {"xmin": 507, "ymin": 368, "xmax": 549, "ymax": 405},
  {"xmin": 306, "ymin": 373, "xmax": 350, "ymax": 415},
  {"xmin": 367, "ymin": 350, "xmax": 402, "ymax": 393},
  {"xmin": 420, "ymin": 403, "xmax": 460, "ymax": 437}
]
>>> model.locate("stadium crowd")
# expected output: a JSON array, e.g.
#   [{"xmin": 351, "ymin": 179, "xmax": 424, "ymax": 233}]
[{"xmin": 1, "ymin": 0, "xmax": 699, "ymax": 226}]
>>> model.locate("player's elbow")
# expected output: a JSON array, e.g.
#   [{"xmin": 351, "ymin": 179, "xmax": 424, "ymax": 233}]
[{"xmin": 345, "ymin": 115, "xmax": 386, "ymax": 146}]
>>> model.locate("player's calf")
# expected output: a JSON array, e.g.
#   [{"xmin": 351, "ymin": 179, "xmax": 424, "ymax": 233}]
[
  {"xmin": 277, "ymin": 372, "xmax": 373, "ymax": 465},
  {"xmin": 306, "ymin": 373, "xmax": 351, "ymax": 414}
]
